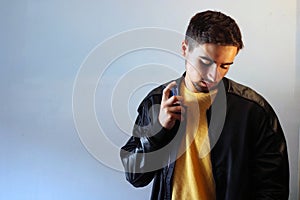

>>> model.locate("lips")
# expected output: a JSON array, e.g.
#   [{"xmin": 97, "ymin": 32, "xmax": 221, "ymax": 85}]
[{"xmin": 200, "ymin": 80, "xmax": 215, "ymax": 88}]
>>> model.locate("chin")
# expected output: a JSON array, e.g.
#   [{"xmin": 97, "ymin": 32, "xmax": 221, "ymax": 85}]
[
  {"xmin": 192, "ymin": 83, "xmax": 209, "ymax": 93},
  {"xmin": 193, "ymin": 82, "xmax": 217, "ymax": 93}
]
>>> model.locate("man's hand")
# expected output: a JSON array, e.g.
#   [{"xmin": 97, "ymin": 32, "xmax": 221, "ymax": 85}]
[{"xmin": 158, "ymin": 81, "xmax": 185, "ymax": 130}]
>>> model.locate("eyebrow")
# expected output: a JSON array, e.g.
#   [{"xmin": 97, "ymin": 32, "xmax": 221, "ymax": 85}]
[{"xmin": 199, "ymin": 56, "xmax": 234, "ymax": 66}]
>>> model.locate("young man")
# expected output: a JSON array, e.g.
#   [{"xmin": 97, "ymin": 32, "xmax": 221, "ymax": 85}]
[{"xmin": 120, "ymin": 10, "xmax": 289, "ymax": 200}]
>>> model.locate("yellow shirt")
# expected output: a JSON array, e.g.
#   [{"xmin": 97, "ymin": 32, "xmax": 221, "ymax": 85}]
[{"xmin": 172, "ymin": 82, "xmax": 217, "ymax": 200}]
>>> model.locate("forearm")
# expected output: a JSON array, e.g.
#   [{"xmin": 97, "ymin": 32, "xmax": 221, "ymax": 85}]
[
  {"xmin": 252, "ymin": 114, "xmax": 289, "ymax": 199},
  {"xmin": 120, "ymin": 126, "xmax": 175, "ymax": 187},
  {"xmin": 120, "ymin": 136, "xmax": 156, "ymax": 187}
]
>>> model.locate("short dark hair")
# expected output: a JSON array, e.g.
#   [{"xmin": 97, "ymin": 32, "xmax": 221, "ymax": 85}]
[{"xmin": 185, "ymin": 10, "xmax": 244, "ymax": 51}]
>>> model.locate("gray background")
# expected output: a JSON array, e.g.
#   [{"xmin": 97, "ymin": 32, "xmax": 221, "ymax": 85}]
[{"xmin": 1, "ymin": 0, "xmax": 299, "ymax": 199}]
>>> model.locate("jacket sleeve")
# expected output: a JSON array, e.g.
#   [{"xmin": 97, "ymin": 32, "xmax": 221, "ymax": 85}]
[
  {"xmin": 252, "ymin": 106, "xmax": 289, "ymax": 199},
  {"xmin": 120, "ymin": 94, "xmax": 177, "ymax": 187}
]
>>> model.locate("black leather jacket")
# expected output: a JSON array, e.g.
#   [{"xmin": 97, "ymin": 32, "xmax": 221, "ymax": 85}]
[{"xmin": 120, "ymin": 75, "xmax": 289, "ymax": 200}]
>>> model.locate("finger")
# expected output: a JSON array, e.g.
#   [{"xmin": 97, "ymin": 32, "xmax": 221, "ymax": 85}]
[
  {"xmin": 168, "ymin": 105, "xmax": 186, "ymax": 114},
  {"xmin": 165, "ymin": 96, "xmax": 184, "ymax": 107},
  {"xmin": 168, "ymin": 112, "xmax": 182, "ymax": 122},
  {"xmin": 162, "ymin": 81, "xmax": 177, "ymax": 101}
]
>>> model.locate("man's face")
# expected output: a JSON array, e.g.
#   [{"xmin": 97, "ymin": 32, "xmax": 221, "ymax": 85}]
[{"xmin": 182, "ymin": 42, "xmax": 238, "ymax": 93}]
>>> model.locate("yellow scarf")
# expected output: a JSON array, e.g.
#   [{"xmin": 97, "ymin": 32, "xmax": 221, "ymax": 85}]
[{"xmin": 172, "ymin": 82, "xmax": 217, "ymax": 200}]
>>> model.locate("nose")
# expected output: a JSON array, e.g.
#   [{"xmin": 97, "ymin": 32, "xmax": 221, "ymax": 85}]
[{"xmin": 205, "ymin": 64, "xmax": 218, "ymax": 82}]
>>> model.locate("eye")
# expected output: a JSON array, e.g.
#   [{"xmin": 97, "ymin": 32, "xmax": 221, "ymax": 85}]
[
  {"xmin": 220, "ymin": 64, "xmax": 230, "ymax": 69},
  {"xmin": 199, "ymin": 58, "xmax": 213, "ymax": 67}
]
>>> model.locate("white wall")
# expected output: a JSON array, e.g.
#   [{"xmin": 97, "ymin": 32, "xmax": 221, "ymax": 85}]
[
  {"xmin": 296, "ymin": 0, "xmax": 300, "ymax": 198},
  {"xmin": 1, "ymin": 0, "xmax": 298, "ymax": 199}
]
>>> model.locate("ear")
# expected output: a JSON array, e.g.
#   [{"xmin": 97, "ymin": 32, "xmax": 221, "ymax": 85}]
[{"xmin": 181, "ymin": 40, "xmax": 188, "ymax": 57}]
